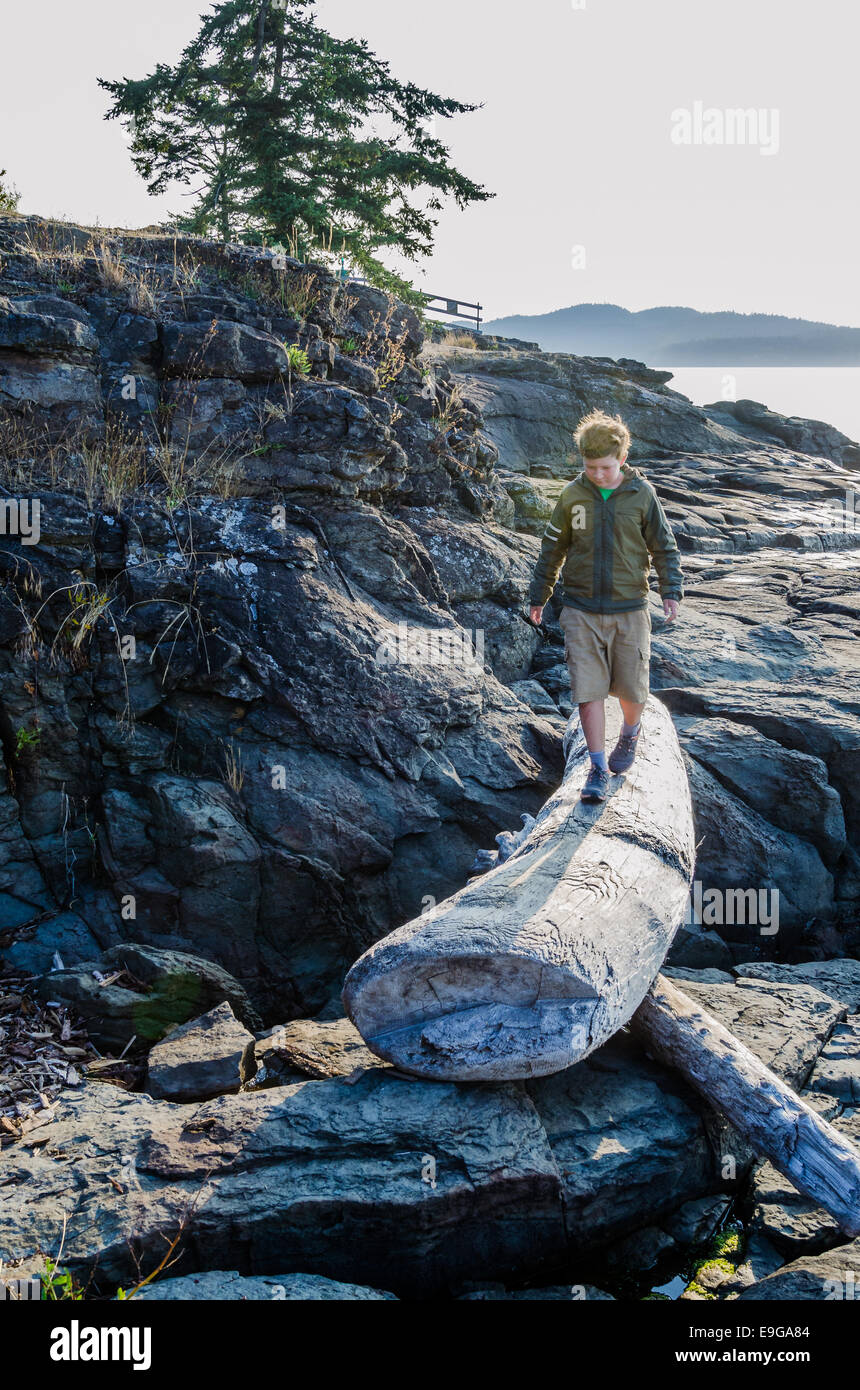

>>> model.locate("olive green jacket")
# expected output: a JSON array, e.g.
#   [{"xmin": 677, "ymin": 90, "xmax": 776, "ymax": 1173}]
[{"xmin": 528, "ymin": 465, "xmax": 684, "ymax": 613}]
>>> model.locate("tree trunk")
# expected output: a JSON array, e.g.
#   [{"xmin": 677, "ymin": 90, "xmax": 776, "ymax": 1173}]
[
  {"xmin": 630, "ymin": 972, "xmax": 860, "ymax": 1238},
  {"xmin": 343, "ymin": 696, "xmax": 695, "ymax": 1080}
]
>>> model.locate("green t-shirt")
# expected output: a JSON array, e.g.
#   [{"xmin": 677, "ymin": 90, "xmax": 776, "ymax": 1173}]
[{"xmin": 598, "ymin": 487, "xmax": 614, "ymax": 500}]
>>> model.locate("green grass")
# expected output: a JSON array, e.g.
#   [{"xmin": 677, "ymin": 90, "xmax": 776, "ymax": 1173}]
[
  {"xmin": 40, "ymin": 1258, "xmax": 85, "ymax": 1300},
  {"xmin": 286, "ymin": 344, "xmax": 311, "ymax": 375},
  {"xmin": 14, "ymin": 726, "xmax": 40, "ymax": 757}
]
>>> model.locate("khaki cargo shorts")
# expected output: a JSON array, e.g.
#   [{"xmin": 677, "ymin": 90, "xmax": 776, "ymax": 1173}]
[{"xmin": 559, "ymin": 605, "xmax": 651, "ymax": 704}]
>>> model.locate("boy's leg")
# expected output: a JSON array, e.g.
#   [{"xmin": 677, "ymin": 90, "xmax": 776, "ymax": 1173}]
[
  {"xmin": 558, "ymin": 607, "xmax": 612, "ymax": 802},
  {"xmin": 579, "ymin": 699, "xmax": 610, "ymax": 801},
  {"xmin": 618, "ymin": 698, "xmax": 645, "ymax": 736},
  {"xmin": 607, "ymin": 610, "xmax": 651, "ymax": 772},
  {"xmin": 579, "ymin": 699, "xmax": 607, "ymax": 765}
]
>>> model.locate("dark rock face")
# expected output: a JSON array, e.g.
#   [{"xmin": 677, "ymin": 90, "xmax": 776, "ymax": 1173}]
[
  {"xmin": 711, "ymin": 398, "xmax": 860, "ymax": 470},
  {"xmin": 674, "ymin": 717, "xmax": 846, "ymax": 866},
  {"xmin": 0, "ymin": 1066, "xmax": 568, "ymax": 1297},
  {"xmin": 0, "ymin": 218, "xmax": 555, "ymax": 1018}
]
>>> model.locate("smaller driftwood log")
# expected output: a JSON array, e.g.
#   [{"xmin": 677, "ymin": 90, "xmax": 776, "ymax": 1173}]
[{"xmin": 631, "ymin": 973, "xmax": 860, "ymax": 1238}]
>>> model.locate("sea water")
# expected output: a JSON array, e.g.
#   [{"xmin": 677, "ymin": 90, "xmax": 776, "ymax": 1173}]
[{"xmin": 665, "ymin": 366, "xmax": 860, "ymax": 446}]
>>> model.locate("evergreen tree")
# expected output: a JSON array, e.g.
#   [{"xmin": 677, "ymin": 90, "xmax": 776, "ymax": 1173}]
[
  {"xmin": 0, "ymin": 168, "xmax": 20, "ymax": 213},
  {"xmin": 99, "ymin": 0, "xmax": 491, "ymax": 295}
]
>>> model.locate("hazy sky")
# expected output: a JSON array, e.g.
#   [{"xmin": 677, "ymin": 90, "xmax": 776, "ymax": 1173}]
[{"xmin": 1, "ymin": 0, "xmax": 857, "ymax": 325}]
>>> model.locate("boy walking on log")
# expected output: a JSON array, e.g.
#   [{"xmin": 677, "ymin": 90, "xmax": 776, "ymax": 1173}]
[{"xmin": 528, "ymin": 410, "xmax": 683, "ymax": 803}]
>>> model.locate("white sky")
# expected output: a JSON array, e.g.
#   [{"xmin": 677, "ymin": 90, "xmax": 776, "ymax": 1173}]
[{"xmin": 1, "ymin": 0, "xmax": 857, "ymax": 325}]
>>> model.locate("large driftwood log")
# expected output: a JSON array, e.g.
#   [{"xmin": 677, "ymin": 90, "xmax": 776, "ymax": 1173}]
[
  {"xmin": 343, "ymin": 696, "xmax": 695, "ymax": 1080},
  {"xmin": 631, "ymin": 973, "xmax": 860, "ymax": 1238}
]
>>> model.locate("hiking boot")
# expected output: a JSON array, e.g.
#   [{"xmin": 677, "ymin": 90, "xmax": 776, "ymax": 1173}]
[
  {"xmin": 581, "ymin": 763, "xmax": 610, "ymax": 803},
  {"xmin": 608, "ymin": 728, "xmax": 641, "ymax": 774}
]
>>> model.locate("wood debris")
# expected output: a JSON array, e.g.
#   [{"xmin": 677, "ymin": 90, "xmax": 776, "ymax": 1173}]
[{"xmin": 0, "ymin": 966, "xmax": 97, "ymax": 1149}]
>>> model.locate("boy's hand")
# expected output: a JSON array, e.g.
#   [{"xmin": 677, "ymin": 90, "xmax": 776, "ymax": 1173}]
[
  {"xmin": 663, "ymin": 598, "xmax": 680, "ymax": 623},
  {"xmin": 529, "ymin": 604, "xmax": 544, "ymax": 625}
]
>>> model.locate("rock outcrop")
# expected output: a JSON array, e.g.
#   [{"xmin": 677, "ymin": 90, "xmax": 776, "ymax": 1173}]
[
  {"xmin": 145, "ymin": 1001, "xmax": 257, "ymax": 1102},
  {"xmin": 131, "ymin": 1270, "xmax": 397, "ymax": 1300}
]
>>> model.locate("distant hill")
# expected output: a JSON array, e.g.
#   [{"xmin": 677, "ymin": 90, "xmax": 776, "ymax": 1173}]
[{"xmin": 481, "ymin": 304, "xmax": 860, "ymax": 365}]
